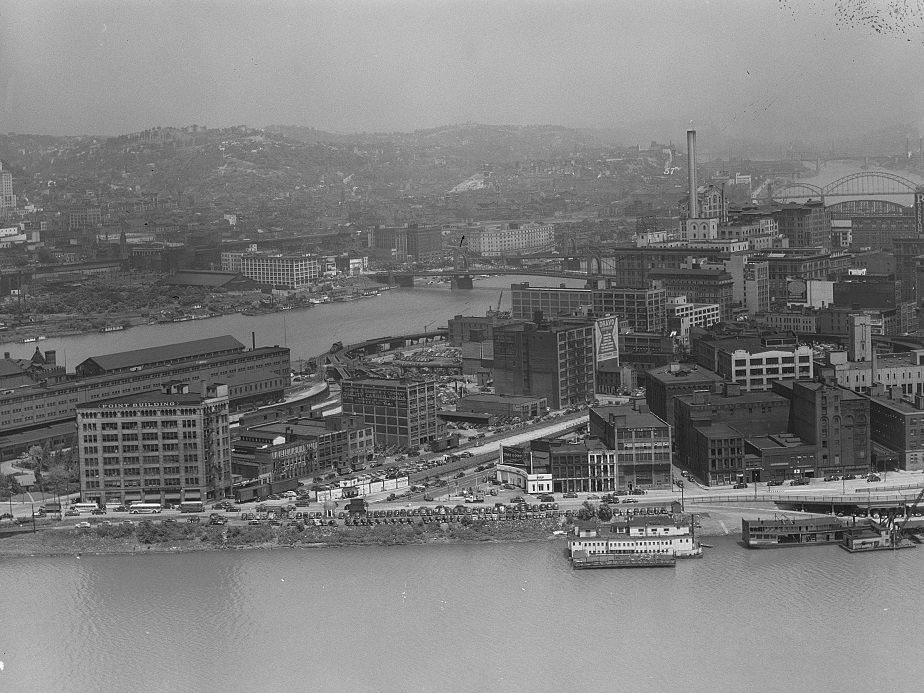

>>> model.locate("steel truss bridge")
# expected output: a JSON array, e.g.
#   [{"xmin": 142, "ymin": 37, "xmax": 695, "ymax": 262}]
[{"xmin": 772, "ymin": 171, "xmax": 924, "ymax": 203}]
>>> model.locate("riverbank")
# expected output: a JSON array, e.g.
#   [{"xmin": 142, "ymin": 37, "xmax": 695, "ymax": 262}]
[
  {"xmin": 0, "ymin": 503, "xmax": 829, "ymax": 558},
  {"xmin": 0, "ymin": 517, "xmax": 567, "ymax": 558}
]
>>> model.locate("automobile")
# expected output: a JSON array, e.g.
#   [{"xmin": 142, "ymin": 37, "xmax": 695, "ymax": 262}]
[
  {"xmin": 680, "ymin": 470, "xmax": 690, "ymax": 478},
  {"xmin": 91, "ymin": 508, "xmax": 107, "ymax": 515},
  {"xmin": 790, "ymin": 478, "xmax": 810, "ymax": 486},
  {"xmin": 64, "ymin": 509, "xmax": 79, "ymax": 517},
  {"xmin": 563, "ymin": 492, "xmax": 578, "ymax": 498},
  {"xmin": 120, "ymin": 520, "xmax": 134, "ymax": 527},
  {"xmin": 615, "ymin": 490, "xmax": 629, "ymax": 496},
  {"xmin": 732, "ymin": 482, "xmax": 748, "ymax": 489},
  {"xmin": 454, "ymin": 472, "xmax": 465, "ymax": 479},
  {"xmin": 423, "ymin": 494, "xmax": 434, "ymax": 502},
  {"xmin": 843, "ymin": 474, "xmax": 857, "ymax": 481},
  {"xmin": 209, "ymin": 517, "xmax": 227, "ymax": 526},
  {"xmin": 632, "ymin": 488, "xmax": 647, "ymax": 495},
  {"xmin": 623, "ymin": 498, "xmax": 639, "ymax": 504},
  {"xmin": 867, "ymin": 474, "xmax": 882, "ymax": 482},
  {"xmin": 186, "ymin": 516, "xmax": 201, "ymax": 523},
  {"xmin": 767, "ymin": 479, "xmax": 783, "ymax": 487},
  {"xmin": 823, "ymin": 475, "xmax": 840, "ymax": 482},
  {"xmin": 0, "ymin": 512, "xmax": 13, "ymax": 520},
  {"xmin": 114, "ymin": 505, "xmax": 128, "ymax": 512},
  {"xmin": 162, "ymin": 518, "xmax": 178, "ymax": 524},
  {"xmin": 74, "ymin": 521, "xmax": 92, "ymax": 529},
  {"xmin": 460, "ymin": 452, "xmax": 474, "ymax": 458},
  {"xmin": 248, "ymin": 519, "xmax": 263, "ymax": 526},
  {"xmin": 587, "ymin": 494, "xmax": 600, "ymax": 500}
]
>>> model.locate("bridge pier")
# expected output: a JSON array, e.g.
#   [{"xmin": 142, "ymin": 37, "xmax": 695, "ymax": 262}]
[
  {"xmin": 451, "ymin": 274, "xmax": 474, "ymax": 290},
  {"xmin": 395, "ymin": 275, "xmax": 415, "ymax": 288}
]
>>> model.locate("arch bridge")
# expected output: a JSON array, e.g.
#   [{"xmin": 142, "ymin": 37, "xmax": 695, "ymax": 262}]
[{"xmin": 772, "ymin": 171, "xmax": 924, "ymax": 203}]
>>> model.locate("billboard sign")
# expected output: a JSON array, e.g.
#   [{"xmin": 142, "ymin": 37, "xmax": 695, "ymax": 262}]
[
  {"xmin": 786, "ymin": 278, "xmax": 807, "ymax": 305},
  {"xmin": 594, "ymin": 316, "xmax": 620, "ymax": 364}
]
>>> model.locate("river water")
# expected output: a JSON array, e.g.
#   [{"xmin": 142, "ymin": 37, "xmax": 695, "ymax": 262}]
[
  {"xmin": 0, "ymin": 275, "xmax": 585, "ymax": 368},
  {"xmin": 2, "ymin": 536, "xmax": 923, "ymax": 692}
]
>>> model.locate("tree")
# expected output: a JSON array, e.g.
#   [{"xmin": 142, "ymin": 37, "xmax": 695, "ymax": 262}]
[
  {"xmin": 597, "ymin": 503, "xmax": 613, "ymax": 522},
  {"xmin": 576, "ymin": 501, "xmax": 597, "ymax": 522}
]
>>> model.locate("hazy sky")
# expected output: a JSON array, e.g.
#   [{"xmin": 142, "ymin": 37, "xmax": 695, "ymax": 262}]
[{"xmin": 1, "ymin": 0, "xmax": 923, "ymax": 141}]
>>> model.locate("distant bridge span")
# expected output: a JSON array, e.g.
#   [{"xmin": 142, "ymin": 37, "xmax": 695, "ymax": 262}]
[{"xmin": 773, "ymin": 171, "xmax": 924, "ymax": 202}]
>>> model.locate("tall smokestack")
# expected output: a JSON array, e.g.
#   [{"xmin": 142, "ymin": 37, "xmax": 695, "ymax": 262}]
[{"xmin": 687, "ymin": 129, "xmax": 698, "ymax": 218}]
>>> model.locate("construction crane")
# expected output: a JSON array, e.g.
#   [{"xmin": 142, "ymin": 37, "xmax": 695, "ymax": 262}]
[
  {"xmin": 895, "ymin": 487, "xmax": 924, "ymax": 543},
  {"xmin": 497, "ymin": 289, "xmax": 504, "ymax": 312}
]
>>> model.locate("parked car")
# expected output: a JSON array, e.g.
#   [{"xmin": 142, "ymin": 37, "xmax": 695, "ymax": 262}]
[
  {"xmin": 867, "ymin": 474, "xmax": 882, "ymax": 482},
  {"xmin": 733, "ymin": 482, "xmax": 748, "ymax": 489},
  {"xmin": 74, "ymin": 521, "xmax": 92, "ymax": 529},
  {"xmin": 623, "ymin": 498, "xmax": 639, "ymax": 504},
  {"xmin": 824, "ymin": 475, "xmax": 840, "ymax": 482},
  {"xmin": 562, "ymin": 492, "xmax": 578, "ymax": 498},
  {"xmin": 64, "ymin": 509, "xmax": 79, "ymax": 517},
  {"xmin": 790, "ymin": 478, "xmax": 810, "ymax": 486},
  {"xmin": 843, "ymin": 474, "xmax": 857, "ymax": 481},
  {"xmin": 767, "ymin": 479, "xmax": 783, "ymax": 487}
]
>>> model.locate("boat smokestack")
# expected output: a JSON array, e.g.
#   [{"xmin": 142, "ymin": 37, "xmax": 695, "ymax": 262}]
[{"xmin": 687, "ymin": 129, "xmax": 698, "ymax": 218}]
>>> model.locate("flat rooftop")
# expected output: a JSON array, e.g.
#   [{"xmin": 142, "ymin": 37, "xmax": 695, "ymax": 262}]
[
  {"xmin": 591, "ymin": 405, "xmax": 667, "ymax": 428},
  {"xmin": 646, "ymin": 363, "xmax": 724, "ymax": 385}
]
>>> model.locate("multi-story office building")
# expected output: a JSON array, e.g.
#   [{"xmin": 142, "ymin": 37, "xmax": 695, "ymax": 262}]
[
  {"xmin": 467, "ymin": 222, "xmax": 555, "ymax": 257},
  {"xmin": 644, "ymin": 362, "xmax": 725, "ymax": 429},
  {"xmin": 894, "ymin": 237, "xmax": 924, "ymax": 301},
  {"xmin": 589, "ymin": 402, "xmax": 672, "ymax": 490},
  {"xmin": 493, "ymin": 316, "xmax": 595, "ymax": 409},
  {"xmin": 692, "ymin": 333, "xmax": 813, "ymax": 390},
  {"xmin": 341, "ymin": 377, "xmax": 439, "ymax": 447},
  {"xmin": 231, "ymin": 430, "xmax": 318, "ymax": 483},
  {"xmin": 649, "ymin": 268, "xmax": 734, "ymax": 322},
  {"xmin": 772, "ymin": 379, "xmax": 871, "ymax": 476},
  {"xmin": 76, "ymin": 381, "xmax": 232, "ymax": 506},
  {"xmin": 743, "ymin": 262, "xmax": 770, "ymax": 314},
  {"xmin": 673, "ymin": 384, "xmax": 792, "ymax": 485},
  {"xmin": 250, "ymin": 415, "xmax": 376, "ymax": 471},
  {"xmin": 668, "ymin": 299, "xmax": 721, "ymax": 347},
  {"xmin": 865, "ymin": 385, "xmax": 924, "ymax": 471},
  {"xmin": 510, "ymin": 283, "xmax": 592, "ymax": 320},
  {"xmin": 819, "ymin": 348, "xmax": 924, "ymax": 396},
  {"xmin": 404, "ymin": 225, "xmax": 445, "ymax": 264},
  {"xmin": 591, "ymin": 285, "xmax": 667, "ymax": 333},
  {"xmin": 775, "ymin": 201, "xmax": 830, "ymax": 248},
  {"xmin": 750, "ymin": 247, "xmax": 853, "ymax": 302},
  {"xmin": 0, "ymin": 163, "xmax": 13, "ymax": 209},
  {"xmin": 524, "ymin": 437, "xmax": 618, "ymax": 494},
  {"xmin": 239, "ymin": 253, "xmax": 321, "ymax": 288}
]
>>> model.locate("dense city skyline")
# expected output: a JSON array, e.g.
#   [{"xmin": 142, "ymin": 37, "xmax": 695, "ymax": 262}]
[{"xmin": 2, "ymin": 0, "xmax": 923, "ymax": 145}]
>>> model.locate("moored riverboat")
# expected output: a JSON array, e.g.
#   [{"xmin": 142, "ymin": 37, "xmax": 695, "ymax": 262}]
[
  {"xmin": 567, "ymin": 515, "xmax": 703, "ymax": 569},
  {"xmin": 742, "ymin": 516, "xmax": 846, "ymax": 548}
]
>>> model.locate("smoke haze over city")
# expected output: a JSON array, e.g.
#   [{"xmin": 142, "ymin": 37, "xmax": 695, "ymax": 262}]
[{"xmin": 2, "ymin": 0, "xmax": 923, "ymax": 147}]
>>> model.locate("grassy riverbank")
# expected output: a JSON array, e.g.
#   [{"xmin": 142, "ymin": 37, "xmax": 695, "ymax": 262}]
[{"xmin": 0, "ymin": 518, "xmax": 566, "ymax": 557}]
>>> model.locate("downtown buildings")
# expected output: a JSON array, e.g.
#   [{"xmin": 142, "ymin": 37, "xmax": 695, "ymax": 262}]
[{"xmin": 76, "ymin": 381, "xmax": 232, "ymax": 506}]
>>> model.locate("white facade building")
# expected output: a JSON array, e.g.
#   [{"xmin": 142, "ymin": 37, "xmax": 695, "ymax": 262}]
[
  {"xmin": 239, "ymin": 254, "xmax": 321, "ymax": 288},
  {"xmin": 467, "ymin": 222, "xmax": 555, "ymax": 257}
]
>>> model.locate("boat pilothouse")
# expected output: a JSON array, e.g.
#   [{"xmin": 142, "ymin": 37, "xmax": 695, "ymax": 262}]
[{"xmin": 568, "ymin": 515, "xmax": 703, "ymax": 568}]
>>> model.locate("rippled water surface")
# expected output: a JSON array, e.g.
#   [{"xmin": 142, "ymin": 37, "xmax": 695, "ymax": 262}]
[{"xmin": 2, "ymin": 538, "xmax": 924, "ymax": 692}]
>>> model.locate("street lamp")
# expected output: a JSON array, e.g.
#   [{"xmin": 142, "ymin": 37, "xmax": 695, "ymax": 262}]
[{"xmin": 677, "ymin": 479, "xmax": 685, "ymax": 512}]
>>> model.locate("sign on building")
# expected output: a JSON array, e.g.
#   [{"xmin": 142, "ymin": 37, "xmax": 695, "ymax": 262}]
[
  {"xmin": 594, "ymin": 316, "xmax": 620, "ymax": 364},
  {"xmin": 786, "ymin": 278, "xmax": 807, "ymax": 305}
]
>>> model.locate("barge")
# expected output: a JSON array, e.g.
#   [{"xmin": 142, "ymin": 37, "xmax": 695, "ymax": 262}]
[
  {"xmin": 741, "ymin": 516, "xmax": 846, "ymax": 548},
  {"xmin": 840, "ymin": 519, "xmax": 917, "ymax": 553}
]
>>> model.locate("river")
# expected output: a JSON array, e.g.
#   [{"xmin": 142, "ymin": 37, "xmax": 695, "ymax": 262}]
[
  {"xmin": 0, "ymin": 275, "xmax": 586, "ymax": 369},
  {"xmin": 1, "ymin": 536, "xmax": 923, "ymax": 692}
]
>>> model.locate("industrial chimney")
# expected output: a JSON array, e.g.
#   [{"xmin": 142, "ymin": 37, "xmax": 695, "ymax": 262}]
[{"xmin": 687, "ymin": 129, "xmax": 698, "ymax": 218}]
